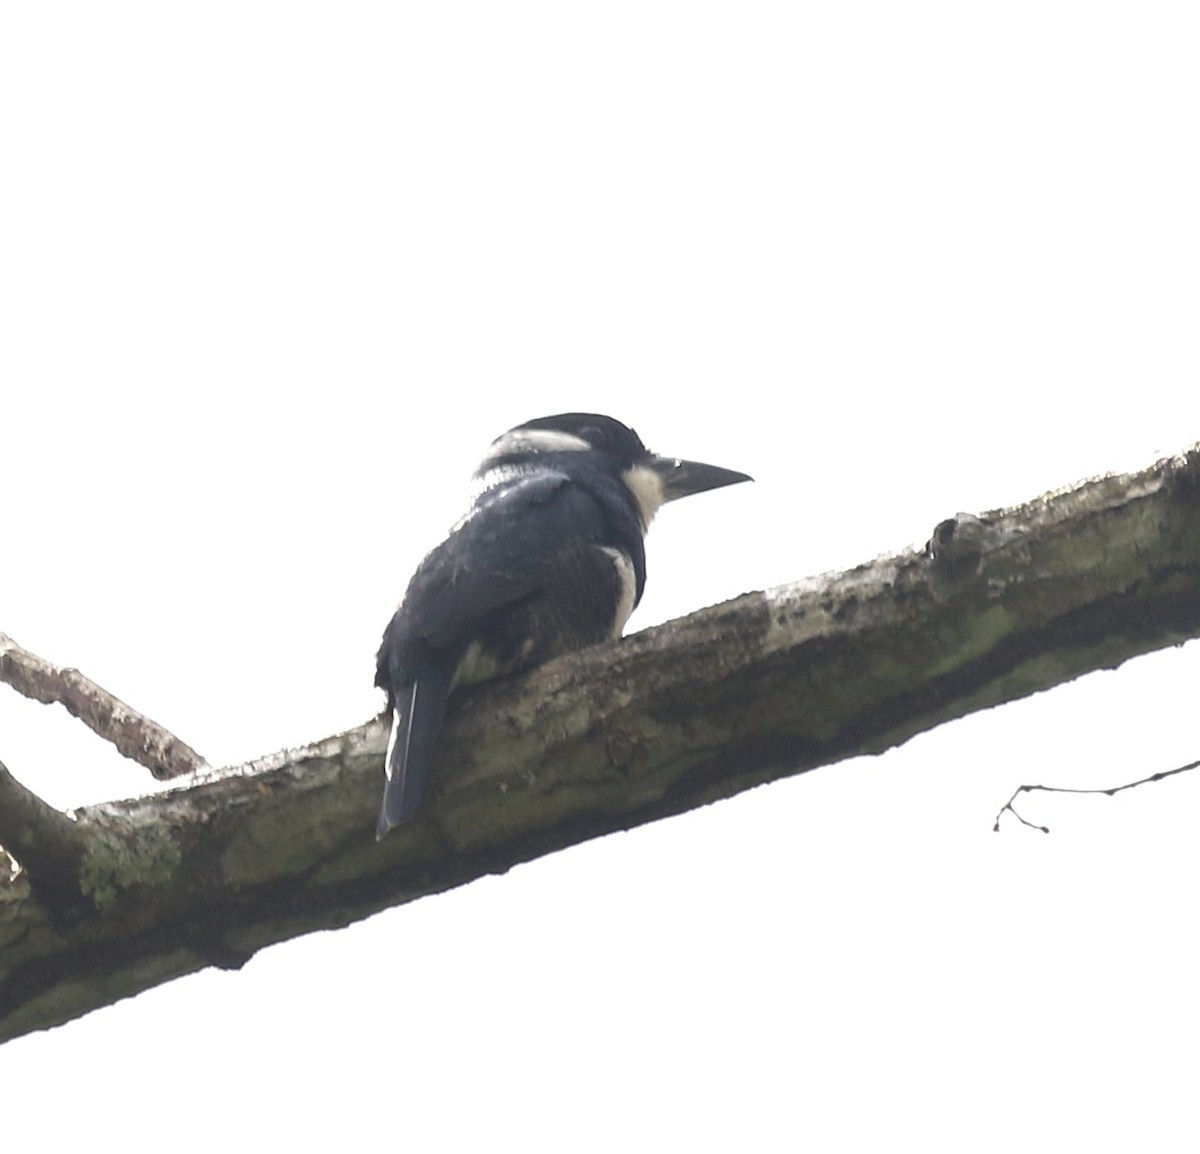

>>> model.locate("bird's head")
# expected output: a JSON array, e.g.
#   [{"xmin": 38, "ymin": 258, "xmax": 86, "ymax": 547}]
[{"xmin": 479, "ymin": 412, "xmax": 752, "ymax": 527}]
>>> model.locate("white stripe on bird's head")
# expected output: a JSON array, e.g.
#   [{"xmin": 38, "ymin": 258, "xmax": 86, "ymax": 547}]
[{"xmin": 480, "ymin": 428, "xmax": 592, "ymax": 468}]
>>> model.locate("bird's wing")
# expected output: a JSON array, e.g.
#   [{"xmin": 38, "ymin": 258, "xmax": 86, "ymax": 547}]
[{"xmin": 399, "ymin": 471, "xmax": 610, "ymax": 650}]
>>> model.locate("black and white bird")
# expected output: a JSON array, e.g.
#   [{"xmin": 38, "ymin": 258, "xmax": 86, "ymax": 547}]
[{"xmin": 374, "ymin": 412, "xmax": 751, "ymax": 838}]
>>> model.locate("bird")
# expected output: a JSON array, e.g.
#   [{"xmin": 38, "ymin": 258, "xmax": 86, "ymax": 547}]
[{"xmin": 374, "ymin": 412, "xmax": 752, "ymax": 838}]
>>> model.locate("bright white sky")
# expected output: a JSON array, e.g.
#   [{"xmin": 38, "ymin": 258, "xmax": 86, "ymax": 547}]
[{"xmin": 3, "ymin": 3, "xmax": 1200, "ymax": 1149}]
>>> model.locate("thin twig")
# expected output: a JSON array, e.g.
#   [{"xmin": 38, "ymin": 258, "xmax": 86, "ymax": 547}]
[
  {"xmin": 993, "ymin": 757, "xmax": 1200, "ymax": 833},
  {"xmin": 0, "ymin": 632, "xmax": 206, "ymax": 780}
]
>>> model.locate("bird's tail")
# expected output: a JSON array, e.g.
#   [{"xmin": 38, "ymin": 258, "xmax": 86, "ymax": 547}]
[{"xmin": 376, "ymin": 666, "xmax": 456, "ymax": 839}]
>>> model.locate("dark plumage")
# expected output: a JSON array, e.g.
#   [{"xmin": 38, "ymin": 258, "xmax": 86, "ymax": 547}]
[{"xmin": 374, "ymin": 413, "xmax": 750, "ymax": 838}]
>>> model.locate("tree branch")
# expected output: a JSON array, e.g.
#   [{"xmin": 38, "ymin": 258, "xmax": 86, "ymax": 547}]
[
  {"xmin": 2, "ymin": 445, "xmax": 1199, "ymax": 1042},
  {"xmin": 0, "ymin": 633, "xmax": 206, "ymax": 780},
  {"xmin": 0, "ymin": 759, "xmax": 88, "ymax": 903}
]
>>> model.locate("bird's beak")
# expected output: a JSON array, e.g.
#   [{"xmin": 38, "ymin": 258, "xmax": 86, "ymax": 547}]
[{"xmin": 651, "ymin": 455, "xmax": 753, "ymax": 502}]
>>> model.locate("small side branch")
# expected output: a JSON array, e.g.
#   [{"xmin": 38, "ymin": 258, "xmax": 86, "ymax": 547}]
[
  {"xmin": 993, "ymin": 758, "xmax": 1200, "ymax": 833},
  {"xmin": 0, "ymin": 633, "xmax": 205, "ymax": 780}
]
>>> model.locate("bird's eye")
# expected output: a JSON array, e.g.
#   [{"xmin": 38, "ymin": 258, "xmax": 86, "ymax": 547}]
[{"xmin": 579, "ymin": 424, "xmax": 607, "ymax": 446}]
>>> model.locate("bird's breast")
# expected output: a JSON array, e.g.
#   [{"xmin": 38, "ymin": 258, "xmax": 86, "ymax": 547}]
[{"xmin": 596, "ymin": 545, "xmax": 638, "ymax": 638}]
